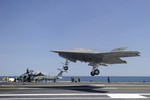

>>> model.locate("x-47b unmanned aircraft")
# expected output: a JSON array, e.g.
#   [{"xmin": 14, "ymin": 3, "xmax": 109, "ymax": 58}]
[{"xmin": 51, "ymin": 47, "xmax": 140, "ymax": 76}]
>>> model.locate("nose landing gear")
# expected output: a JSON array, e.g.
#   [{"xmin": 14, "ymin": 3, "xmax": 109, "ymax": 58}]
[
  {"xmin": 62, "ymin": 60, "xmax": 69, "ymax": 71},
  {"xmin": 63, "ymin": 66, "xmax": 68, "ymax": 71}
]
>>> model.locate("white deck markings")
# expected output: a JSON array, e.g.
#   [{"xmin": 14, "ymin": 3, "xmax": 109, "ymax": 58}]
[
  {"xmin": 107, "ymin": 94, "xmax": 147, "ymax": 98},
  {"xmin": 0, "ymin": 93, "xmax": 149, "ymax": 99}
]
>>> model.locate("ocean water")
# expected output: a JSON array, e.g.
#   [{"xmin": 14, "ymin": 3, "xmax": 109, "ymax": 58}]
[
  {"xmin": 1, "ymin": 76, "xmax": 150, "ymax": 83},
  {"xmin": 60, "ymin": 76, "xmax": 150, "ymax": 83}
]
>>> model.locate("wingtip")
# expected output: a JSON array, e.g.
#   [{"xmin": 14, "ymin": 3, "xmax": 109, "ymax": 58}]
[
  {"xmin": 50, "ymin": 50, "xmax": 53, "ymax": 52},
  {"xmin": 136, "ymin": 51, "xmax": 141, "ymax": 56},
  {"xmin": 50, "ymin": 50, "xmax": 57, "ymax": 53}
]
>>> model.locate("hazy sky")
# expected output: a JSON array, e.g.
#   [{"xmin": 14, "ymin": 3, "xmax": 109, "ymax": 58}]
[{"xmin": 0, "ymin": 0, "xmax": 150, "ymax": 76}]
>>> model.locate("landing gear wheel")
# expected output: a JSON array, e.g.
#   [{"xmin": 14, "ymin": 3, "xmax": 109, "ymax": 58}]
[
  {"xmin": 91, "ymin": 71, "xmax": 95, "ymax": 76},
  {"xmin": 64, "ymin": 66, "xmax": 68, "ymax": 71},
  {"xmin": 94, "ymin": 69, "xmax": 100, "ymax": 75}
]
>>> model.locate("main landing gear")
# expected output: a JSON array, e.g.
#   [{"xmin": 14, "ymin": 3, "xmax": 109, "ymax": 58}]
[
  {"xmin": 90, "ymin": 69, "xmax": 100, "ymax": 76},
  {"xmin": 89, "ymin": 63, "xmax": 100, "ymax": 76}
]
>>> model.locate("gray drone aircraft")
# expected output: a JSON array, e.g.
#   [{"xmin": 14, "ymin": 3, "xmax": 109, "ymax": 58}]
[{"xmin": 51, "ymin": 47, "xmax": 140, "ymax": 76}]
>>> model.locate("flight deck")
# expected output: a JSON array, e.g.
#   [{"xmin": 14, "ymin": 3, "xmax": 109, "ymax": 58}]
[{"xmin": 0, "ymin": 82, "xmax": 150, "ymax": 100}]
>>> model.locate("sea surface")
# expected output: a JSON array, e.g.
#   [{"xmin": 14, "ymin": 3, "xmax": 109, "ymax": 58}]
[
  {"xmin": 60, "ymin": 76, "xmax": 150, "ymax": 83},
  {"xmin": 1, "ymin": 76, "xmax": 150, "ymax": 83}
]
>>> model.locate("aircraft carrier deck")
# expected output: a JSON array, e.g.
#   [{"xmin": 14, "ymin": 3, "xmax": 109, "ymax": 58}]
[{"xmin": 0, "ymin": 82, "xmax": 150, "ymax": 100}]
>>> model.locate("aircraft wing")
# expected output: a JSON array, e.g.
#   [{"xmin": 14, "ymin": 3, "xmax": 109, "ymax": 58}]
[
  {"xmin": 52, "ymin": 50, "xmax": 100, "ymax": 62},
  {"xmin": 98, "ymin": 51, "xmax": 140, "ymax": 64},
  {"xmin": 51, "ymin": 50, "xmax": 140, "ymax": 65},
  {"xmin": 102, "ymin": 57, "xmax": 127, "ymax": 64}
]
